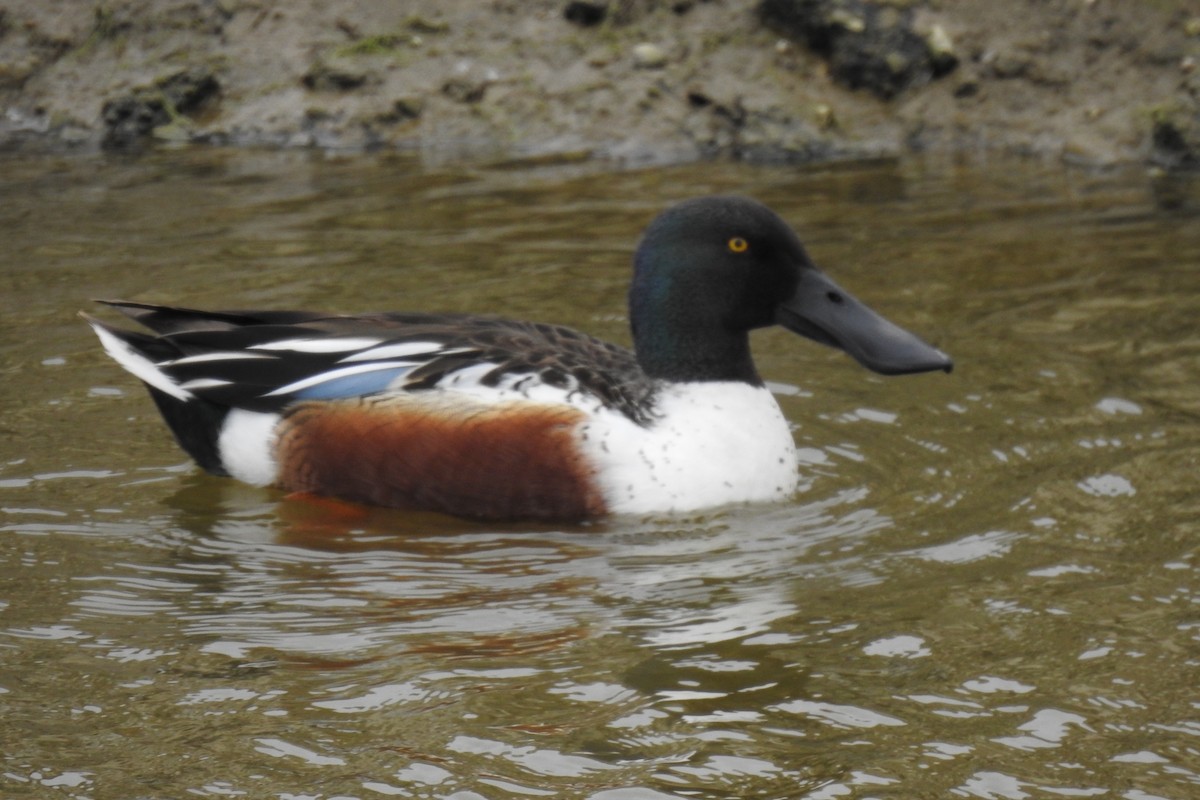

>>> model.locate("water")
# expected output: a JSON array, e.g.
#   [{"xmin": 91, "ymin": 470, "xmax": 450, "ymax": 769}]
[{"xmin": 1, "ymin": 149, "xmax": 1198, "ymax": 799}]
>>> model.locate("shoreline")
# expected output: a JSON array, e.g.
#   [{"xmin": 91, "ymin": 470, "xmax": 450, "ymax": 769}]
[{"xmin": 1, "ymin": 1, "xmax": 1197, "ymax": 169}]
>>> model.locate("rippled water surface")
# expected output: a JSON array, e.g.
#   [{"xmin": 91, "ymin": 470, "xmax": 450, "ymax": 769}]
[{"xmin": 1, "ymin": 150, "xmax": 1198, "ymax": 799}]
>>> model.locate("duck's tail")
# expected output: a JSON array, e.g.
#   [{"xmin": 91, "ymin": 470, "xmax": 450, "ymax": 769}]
[{"xmin": 82, "ymin": 310, "xmax": 232, "ymax": 477}]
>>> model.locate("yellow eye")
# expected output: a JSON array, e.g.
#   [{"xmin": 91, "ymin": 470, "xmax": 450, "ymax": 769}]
[{"xmin": 728, "ymin": 236, "xmax": 749, "ymax": 253}]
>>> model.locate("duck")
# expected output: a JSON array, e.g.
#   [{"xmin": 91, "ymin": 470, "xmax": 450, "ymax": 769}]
[{"xmin": 84, "ymin": 195, "xmax": 951, "ymax": 522}]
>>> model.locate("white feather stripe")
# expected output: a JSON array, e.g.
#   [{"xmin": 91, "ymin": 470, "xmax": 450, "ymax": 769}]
[
  {"xmin": 252, "ymin": 337, "xmax": 383, "ymax": 353},
  {"xmin": 88, "ymin": 321, "xmax": 191, "ymax": 401},
  {"xmin": 338, "ymin": 341, "xmax": 445, "ymax": 362},
  {"xmin": 179, "ymin": 378, "xmax": 233, "ymax": 391},
  {"xmin": 166, "ymin": 351, "xmax": 276, "ymax": 366},
  {"xmin": 263, "ymin": 361, "xmax": 417, "ymax": 397}
]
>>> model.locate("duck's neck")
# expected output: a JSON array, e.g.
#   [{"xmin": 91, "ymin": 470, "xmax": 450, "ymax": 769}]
[
  {"xmin": 629, "ymin": 244, "xmax": 765, "ymax": 386},
  {"xmin": 632, "ymin": 321, "xmax": 763, "ymax": 385}
]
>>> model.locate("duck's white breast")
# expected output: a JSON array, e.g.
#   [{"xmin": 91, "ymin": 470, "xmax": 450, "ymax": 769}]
[{"xmin": 578, "ymin": 382, "xmax": 799, "ymax": 515}]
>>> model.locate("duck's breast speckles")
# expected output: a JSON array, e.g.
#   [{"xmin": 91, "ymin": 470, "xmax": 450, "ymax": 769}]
[
  {"xmin": 273, "ymin": 392, "xmax": 606, "ymax": 521},
  {"xmin": 579, "ymin": 382, "xmax": 799, "ymax": 515}
]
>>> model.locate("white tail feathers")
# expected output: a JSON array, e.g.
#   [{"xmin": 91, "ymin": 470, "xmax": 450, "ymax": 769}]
[{"xmin": 85, "ymin": 318, "xmax": 192, "ymax": 401}]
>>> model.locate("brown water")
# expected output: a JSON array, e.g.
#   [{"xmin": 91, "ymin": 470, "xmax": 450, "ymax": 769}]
[{"xmin": 1, "ymin": 150, "xmax": 1198, "ymax": 799}]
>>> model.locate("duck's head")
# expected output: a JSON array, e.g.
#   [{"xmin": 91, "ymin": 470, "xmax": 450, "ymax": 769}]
[{"xmin": 629, "ymin": 195, "xmax": 953, "ymax": 383}]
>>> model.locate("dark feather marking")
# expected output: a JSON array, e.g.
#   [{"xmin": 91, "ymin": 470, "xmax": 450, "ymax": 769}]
[{"xmin": 144, "ymin": 387, "xmax": 231, "ymax": 476}]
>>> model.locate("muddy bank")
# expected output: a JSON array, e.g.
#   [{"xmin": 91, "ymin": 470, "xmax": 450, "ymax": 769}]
[{"xmin": 0, "ymin": 0, "xmax": 1197, "ymax": 167}]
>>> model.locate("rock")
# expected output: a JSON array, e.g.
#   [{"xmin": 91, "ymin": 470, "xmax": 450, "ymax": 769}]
[
  {"xmin": 441, "ymin": 61, "xmax": 499, "ymax": 104},
  {"xmin": 302, "ymin": 60, "xmax": 371, "ymax": 92},
  {"xmin": 0, "ymin": 55, "xmax": 41, "ymax": 89},
  {"xmin": 564, "ymin": 2, "xmax": 608, "ymax": 27},
  {"xmin": 102, "ymin": 95, "xmax": 168, "ymax": 150},
  {"xmin": 152, "ymin": 120, "xmax": 193, "ymax": 143},
  {"xmin": 158, "ymin": 68, "xmax": 220, "ymax": 114},
  {"xmin": 813, "ymin": 102, "xmax": 837, "ymax": 130},
  {"xmin": 101, "ymin": 67, "xmax": 220, "ymax": 151},
  {"xmin": 386, "ymin": 96, "xmax": 424, "ymax": 122},
  {"xmin": 953, "ymin": 79, "xmax": 980, "ymax": 99},
  {"xmin": 632, "ymin": 43, "xmax": 668, "ymax": 69},
  {"xmin": 983, "ymin": 50, "xmax": 1031, "ymax": 80},
  {"xmin": 924, "ymin": 24, "xmax": 958, "ymax": 77},
  {"xmin": 442, "ymin": 79, "xmax": 485, "ymax": 103},
  {"xmin": 1150, "ymin": 107, "xmax": 1200, "ymax": 170},
  {"xmin": 759, "ymin": 0, "xmax": 954, "ymax": 100}
]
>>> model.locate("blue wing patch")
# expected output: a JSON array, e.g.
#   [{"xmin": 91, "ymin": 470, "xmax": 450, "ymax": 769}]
[{"xmin": 287, "ymin": 366, "xmax": 415, "ymax": 400}]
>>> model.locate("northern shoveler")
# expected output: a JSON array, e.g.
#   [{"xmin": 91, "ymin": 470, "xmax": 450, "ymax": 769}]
[{"xmin": 84, "ymin": 195, "xmax": 951, "ymax": 521}]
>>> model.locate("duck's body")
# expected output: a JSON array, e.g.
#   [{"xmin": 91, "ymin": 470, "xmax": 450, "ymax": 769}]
[{"xmin": 86, "ymin": 196, "xmax": 951, "ymax": 521}]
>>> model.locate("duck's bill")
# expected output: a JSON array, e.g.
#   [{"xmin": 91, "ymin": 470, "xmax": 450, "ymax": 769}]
[{"xmin": 776, "ymin": 269, "xmax": 953, "ymax": 376}]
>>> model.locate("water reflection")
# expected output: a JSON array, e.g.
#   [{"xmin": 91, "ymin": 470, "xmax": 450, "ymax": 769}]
[{"xmin": 0, "ymin": 151, "xmax": 1198, "ymax": 798}]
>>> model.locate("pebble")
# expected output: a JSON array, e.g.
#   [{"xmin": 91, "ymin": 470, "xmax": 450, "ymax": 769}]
[
  {"xmin": 926, "ymin": 24, "xmax": 955, "ymax": 61},
  {"xmin": 632, "ymin": 43, "xmax": 668, "ymax": 70}
]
